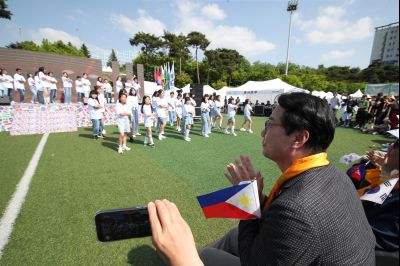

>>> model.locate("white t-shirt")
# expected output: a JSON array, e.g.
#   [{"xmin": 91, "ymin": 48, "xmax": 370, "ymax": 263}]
[
  {"xmin": 125, "ymin": 82, "xmax": 133, "ymax": 90},
  {"xmin": 214, "ymin": 100, "xmax": 224, "ymax": 111},
  {"xmin": 88, "ymin": 98, "xmax": 103, "ymax": 119},
  {"xmin": 133, "ymin": 82, "xmax": 141, "ymax": 98},
  {"xmin": 115, "ymin": 81, "xmax": 123, "ymax": 94},
  {"xmin": 13, "ymin": 73, "xmax": 26, "ymax": 90},
  {"xmin": 42, "ymin": 74, "xmax": 51, "ymax": 89},
  {"xmin": 2, "ymin": 74, "xmax": 13, "ymax": 89},
  {"xmin": 116, "ymin": 102, "xmax": 132, "ymax": 118},
  {"xmin": 103, "ymin": 83, "xmax": 112, "ymax": 93},
  {"xmin": 228, "ymin": 103, "xmax": 237, "ymax": 116},
  {"xmin": 38, "ymin": 72, "xmax": 46, "ymax": 89},
  {"xmin": 75, "ymin": 80, "xmax": 83, "ymax": 93},
  {"xmin": 244, "ymin": 104, "xmax": 252, "ymax": 116},
  {"xmin": 49, "ymin": 77, "xmax": 57, "ymax": 90},
  {"xmin": 82, "ymin": 78, "xmax": 91, "ymax": 93},
  {"xmin": 96, "ymin": 81, "xmax": 104, "ymax": 88},
  {"xmin": 183, "ymin": 104, "xmax": 195, "ymax": 117},
  {"xmin": 62, "ymin": 76, "xmax": 73, "ymax": 88},
  {"xmin": 142, "ymin": 104, "xmax": 153, "ymax": 119},
  {"xmin": 168, "ymin": 97, "xmax": 176, "ymax": 111},
  {"xmin": 98, "ymin": 93, "xmax": 106, "ymax": 113},
  {"xmin": 201, "ymin": 102, "xmax": 210, "ymax": 112},
  {"xmin": 28, "ymin": 77, "xmax": 35, "ymax": 87},
  {"xmin": 190, "ymin": 97, "xmax": 196, "ymax": 107},
  {"xmin": 133, "ymin": 81, "xmax": 140, "ymax": 91},
  {"xmin": 175, "ymin": 98, "xmax": 183, "ymax": 113},
  {"xmin": 156, "ymin": 97, "xmax": 168, "ymax": 118},
  {"xmin": 127, "ymin": 95, "xmax": 139, "ymax": 110},
  {"xmin": 34, "ymin": 76, "xmax": 42, "ymax": 91}
]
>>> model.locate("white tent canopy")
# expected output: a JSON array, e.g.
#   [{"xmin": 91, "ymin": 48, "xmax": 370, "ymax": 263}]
[
  {"xmin": 350, "ymin": 89, "xmax": 364, "ymax": 98},
  {"xmin": 223, "ymin": 78, "xmax": 309, "ymax": 104}
]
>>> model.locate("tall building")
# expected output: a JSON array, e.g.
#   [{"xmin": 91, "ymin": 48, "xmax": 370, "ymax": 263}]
[{"xmin": 370, "ymin": 22, "xmax": 399, "ymax": 65}]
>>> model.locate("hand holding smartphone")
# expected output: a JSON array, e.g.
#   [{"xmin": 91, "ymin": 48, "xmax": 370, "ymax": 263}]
[{"xmin": 95, "ymin": 206, "xmax": 151, "ymax": 242}]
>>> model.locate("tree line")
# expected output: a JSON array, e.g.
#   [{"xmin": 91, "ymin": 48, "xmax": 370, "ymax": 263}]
[
  {"xmin": 129, "ymin": 31, "xmax": 398, "ymax": 94},
  {"xmin": 6, "ymin": 31, "xmax": 399, "ymax": 95}
]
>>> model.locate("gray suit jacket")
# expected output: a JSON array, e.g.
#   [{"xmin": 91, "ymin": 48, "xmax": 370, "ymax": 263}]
[{"xmin": 238, "ymin": 164, "xmax": 376, "ymax": 265}]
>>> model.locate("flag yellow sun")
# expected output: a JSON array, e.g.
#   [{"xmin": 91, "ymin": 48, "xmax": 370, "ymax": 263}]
[{"xmin": 239, "ymin": 195, "xmax": 252, "ymax": 207}]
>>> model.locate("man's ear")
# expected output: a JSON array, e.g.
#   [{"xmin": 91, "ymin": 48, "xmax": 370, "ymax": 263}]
[{"xmin": 292, "ymin": 130, "xmax": 310, "ymax": 149}]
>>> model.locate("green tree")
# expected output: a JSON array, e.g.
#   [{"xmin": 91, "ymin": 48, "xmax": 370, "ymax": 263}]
[
  {"xmin": 175, "ymin": 71, "xmax": 193, "ymax": 88},
  {"xmin": 0, "ymin": 0, "xmax": 12, "ymax": 20},
  {"xmin": 187, "ymin": 31, "xmax": 210, "ymax": 84},
  {"xmin": 163, "ymin": 31, "xmax": 190, "ymax": 75},
  {"xmin": 212, "ymin": 80, "xmax": 227, "ymax": 90},
  {"xmin": 80, "ymin": 43, "xmax": 91, "ymax": 58},
  {"xmin": 107, "ymin": 49, "xmax": 118, "ymax": 67},
  {"xmin": 130, "ymin": 32, "xmax": 165, "ymax": 79},
  {"xmin": 280, "ymin": 74, "xmax": 303, "ymax": 88},
  {"xmin": 204, "ymin": 48, "xmax": 242, "ymax": 86}
]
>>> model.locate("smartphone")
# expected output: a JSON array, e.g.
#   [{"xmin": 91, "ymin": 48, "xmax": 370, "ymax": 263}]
[{"xmin": 95, "ymin": 206, "xmax": 151, "ymax": 242}]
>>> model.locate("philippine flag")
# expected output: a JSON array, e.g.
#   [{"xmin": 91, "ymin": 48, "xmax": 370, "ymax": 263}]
[{"xmin": 197, "ymin": 181, "xmax": 261, "ymax": 220}]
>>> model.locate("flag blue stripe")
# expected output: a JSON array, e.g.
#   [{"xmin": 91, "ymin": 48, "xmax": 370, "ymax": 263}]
[{"xmin": 197, "ymin": 183, "xmax": 250, "ymax": 208}]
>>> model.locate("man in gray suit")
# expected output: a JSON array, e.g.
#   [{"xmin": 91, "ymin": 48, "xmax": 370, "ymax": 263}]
[{"xmin": 147, "ymin": 92, "xmax": 376, "ymax": 266}]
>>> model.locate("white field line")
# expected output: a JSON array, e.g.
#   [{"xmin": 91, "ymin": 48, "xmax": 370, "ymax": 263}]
[{"xmin": 0, "ymin": 133, "xmax": 49, "ymax": 259}]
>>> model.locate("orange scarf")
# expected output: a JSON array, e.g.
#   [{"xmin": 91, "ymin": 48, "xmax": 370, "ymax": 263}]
[
  {"xmin": 263, "ymin": 153, "xmax": 330, "ymax": 211},
  {"xmin": 357, "ymin": 172, "xmax": 399, "ymax": 198}
]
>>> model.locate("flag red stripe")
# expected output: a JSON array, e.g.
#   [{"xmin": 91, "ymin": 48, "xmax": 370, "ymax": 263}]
[{"xmin": 201, "ymin": 202, "xmax": 258, "ymax": 219}]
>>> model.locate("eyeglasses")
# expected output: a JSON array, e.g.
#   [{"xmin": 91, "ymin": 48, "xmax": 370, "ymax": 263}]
[{"xmin": 264, "ymin": 119, "xmax": 282, "ymax": 129}]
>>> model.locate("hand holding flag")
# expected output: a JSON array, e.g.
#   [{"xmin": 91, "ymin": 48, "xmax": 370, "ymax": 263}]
[
  {"xmin": 197, "ymin": 181, "xmax": 261, "ymax": 219},
  {"xmin": 225, "ymin": 155, "xmax": 264, "ymax": 200}
]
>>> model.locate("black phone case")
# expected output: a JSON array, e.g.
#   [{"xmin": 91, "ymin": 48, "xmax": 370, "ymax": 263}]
[{"xmin": 95, "ymin": 206, "xmax": 151, "ymax": 242}]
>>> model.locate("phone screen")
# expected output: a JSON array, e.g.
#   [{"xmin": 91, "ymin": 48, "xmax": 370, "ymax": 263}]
[{"xmin": 95, "ymin": 206, "xmax": 151, "ymax": 242}]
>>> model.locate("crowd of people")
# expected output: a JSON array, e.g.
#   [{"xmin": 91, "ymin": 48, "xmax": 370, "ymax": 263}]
[
  {"xmin": 90, "ymin": 86, "xmax": 255, "ymax": 154},
  {"xmin": 329, "ymin": 91, "xmax": 399, "ymax": 135},
  {"xmin": 0, "ymin": 67, "xmax": 141, "ymax": 105}
]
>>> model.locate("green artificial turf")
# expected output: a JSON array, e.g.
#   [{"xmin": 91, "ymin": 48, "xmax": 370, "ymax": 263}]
[
  {"xmin": 0, "ymin": 116, "xmax": 391, "ymax": 265},
  {"xmin": 0, "ymin": 133, "xmax": 41, "ymax": 216}
]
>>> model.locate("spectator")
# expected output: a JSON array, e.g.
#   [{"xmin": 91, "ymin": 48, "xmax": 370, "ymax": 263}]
[
  {"xmin": 359, "ymin": 140, "xmax": 399, "ymax": 254},
  {"xmin": 103, "ymin": 79, "xmax": 112, "ymax": 103},
  {"xmin": 62, "ymin": 72, "xmax": 73, "ymax": 104},
  {"xmin": 75, "ymin": 76, "xmax": 84, "ymax": 103},
  {"xmin": 48, "ymin": 72, "xmax": 58, "ymax": 103},
  {"xmin": 133, "ymin": 76, "xmax": 141, "ymax": 99},
  {"xmin": 13, "ymin": 68, "xmax": 26, "ymax": 103},
  {"xmin": 148, "ymin": 92, "xmax": 375, "ymax": 266},
  {"xmin": 36, "ymin": 67, "xmax": 48, "ymax": 105},
  {"xmin": 355, "ymin": 95, "xmax": 370, "ymax": 128},
  {"xmin": 0, "ymin": 69, "xmax": 14, "ymax": 102},
  {"xmin": 387, "ymin": 96, "xmax": 399, "ymax": 129},
  {"xmin": 27, "ymin": 73, "xmax": 37, "ymax": 103}
]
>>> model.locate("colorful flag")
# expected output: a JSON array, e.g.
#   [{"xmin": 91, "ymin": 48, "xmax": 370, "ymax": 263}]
[
  {"xmin": 197, "ymin": 181, "xmax": 261, "ymax": 219},
  {"xmin": 170, "ymin": 62, "xmax": 175, "ymax": 88},
  {"xmin": 347, "ymin": 164, "xmax": 367, "ymax": 181},
  {"xmin": 360, "ymin": 177, "xmax": 399, "ymax": 204}
]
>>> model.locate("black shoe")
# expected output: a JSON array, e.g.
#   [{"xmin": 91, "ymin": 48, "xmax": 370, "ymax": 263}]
[
  {"xmin": 94, "ymin": 135, "xmax": 98, "ymax": 140},
  {"xmin": 129, "ymin": 137, "xmax": 134, "ymax": 143}
]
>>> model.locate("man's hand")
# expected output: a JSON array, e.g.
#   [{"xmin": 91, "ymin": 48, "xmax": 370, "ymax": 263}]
[
  {"xmin": 148, "ymin": 200, "xmax": 203, "ymax": 266},
  {"xmin": 366, "ymin": 150, "xmax": 387, "ymax": 167},
  {"xmin": 224, "ymin": 155, "xmax": 264, "ymax": 202}
]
